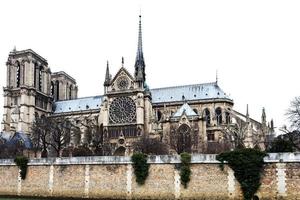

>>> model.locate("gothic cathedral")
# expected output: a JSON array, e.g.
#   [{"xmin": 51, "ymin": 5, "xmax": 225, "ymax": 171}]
[{"xmin": 1, "ymin": 16, "xmax": 274, "ymax": 155}]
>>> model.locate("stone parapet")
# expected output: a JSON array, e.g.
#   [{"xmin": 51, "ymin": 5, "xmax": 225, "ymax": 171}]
[{"xmin": 0, "ymin": 153, "xmax": 299, "ymax": 199}]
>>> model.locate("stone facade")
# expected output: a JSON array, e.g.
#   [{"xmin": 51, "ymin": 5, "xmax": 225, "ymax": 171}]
[
  {"xmin": 0, "ymin": 153, "xmax": 299, "ymax": 199},
  {"xmin": 1, "ymin": 16, "xmax": 274, "ymax": 155}
]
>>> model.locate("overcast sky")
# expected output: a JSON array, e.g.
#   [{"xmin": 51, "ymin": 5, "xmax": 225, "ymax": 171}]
[{"xmin": 0, "ymin": 0, "xmax": 300, "ymax": 132}]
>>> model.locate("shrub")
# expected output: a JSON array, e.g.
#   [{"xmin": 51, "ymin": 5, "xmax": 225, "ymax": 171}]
[
  {"xmin": 216, "ymin": 148, "xmax": 266, "ymax": 200},
  {"xmin": 131, "ymin": 152, "xmax": 149, "ymax": 185},
  {"xmin": 14, "ymin": 156, "xmax": 29, "ymax": 180},
  {"xmin": 180, "ymin": 152, "xmax": 191, "ymax": 188}
]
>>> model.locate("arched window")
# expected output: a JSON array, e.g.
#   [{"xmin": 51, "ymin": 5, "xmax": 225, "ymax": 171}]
[
  {"xmin": 69, "ymin": 85, "xmax": 73, "ymax": 100},
  {"xmin": 204, "ymin": 108, "xmax": 211, "ymax": 126},
  {"xmin": 113, "ymin": 146, "xmax": 126, "ymax": 156},
  {"xmin": 16, "ymin": 62, "xmax": 20, "ymax": 87},
  {"xmin": 176, "ymin": 124, "xmax": 192, "ymax": 154},
  {"xmin": 55, "ymin": 80, "xmax": 60, "ymax": 101},
  {"xmin": 157, "ymin": 110, "xmax": 162, "ymax": 121},
  {"xmin": 215, "ymin": 107, "xmax": 222, "ymax": 125},
  {"xmin": 225, "ymin": 111, "xmax": 230, "ymax": 124}
]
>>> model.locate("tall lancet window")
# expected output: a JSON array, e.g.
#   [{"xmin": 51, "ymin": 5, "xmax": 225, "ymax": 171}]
[
  {"xmin": 69, "ymin": 85, "xmax": 73, "ymax": 100},
  {"xmin": 39, "ymin": 66, "xmax": 43, "ymax": 91},
  {"xmin": 215, "ymin": 107, "xmax": 222, "ymax": 125},
  {"xmin": 16, "ymin": 62, "xmax": 20, "ymax": 87},
  {"xmin": 55, "ymin": 80, "xmax": 60, "ymax": 101},
  {"xmin": 51, "ymin": 81, "xmax": 55, "ymax": 96},
  {"xmin": 204, "ymin": 108, "xmax": 211, "ymax": 126}
]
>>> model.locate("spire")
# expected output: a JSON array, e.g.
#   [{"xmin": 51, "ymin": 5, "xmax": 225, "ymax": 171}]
[
  {"xmin": 104, "ymin": 61, "xmax": 111, "ymax": 86},
  {"xmin": 262, "ymin": 107, "xmax": 266, "ymax": 125},
  {"xmin": 134, "ymin": 14, "xmax": 146, "ymax": 82},
  {"xmin": 122, "ymin": 57, "xmax": 124, "ymax": 67}
]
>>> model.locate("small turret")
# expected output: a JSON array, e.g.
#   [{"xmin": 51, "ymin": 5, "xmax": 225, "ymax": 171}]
[{"xmin": 246, "ymin": 104, "xmax": 250, "ymax": 122}]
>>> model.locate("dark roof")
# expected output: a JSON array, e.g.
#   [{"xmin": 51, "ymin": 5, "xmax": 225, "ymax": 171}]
[{"xmin": 53, "ymin": 83, "xmax": 231, "ymax": 114}]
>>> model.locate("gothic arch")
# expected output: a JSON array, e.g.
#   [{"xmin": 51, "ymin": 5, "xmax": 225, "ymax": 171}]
[
  {"xmin": 157, "ymin": 110, "xmax": 162, "ymax": 121},
  {"xmin": 176, "ymin": 124, "xmax": 192, "ymax": 154},
  {"xmin": 39, "ymin": 65, "xmax": 44, "ymax": 91},
  {"xmin": 51, "ymin": 81, "xmax": 55, "ymax": 96},
  {"xmin": 215, "ymin": 107, "xmax": 222, "ymax": 125},
  {"xmin": 55, "ymin": 80, "xmax": 60, "ymax": 101},
  {"xmin": 225, "ymin": 110, "xmax": 231, "ymax": 124},
  {"xmin": 203, "ymin": 108, "xmax": 211, "ymax": 126},
  {"xmin": 113, "ymin": 146, "xmax": 126, "ymax": 156},
  {"xmin": 15, "ymin": 61, "xmax": 21, "ymax": 87},
  {"xmin": 69, "ymin": 85, "xmax": 73, "ymax": 99}
]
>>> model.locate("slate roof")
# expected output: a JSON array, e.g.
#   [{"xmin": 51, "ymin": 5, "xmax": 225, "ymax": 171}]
[
  {"xmin": 150, "ymin": 82, "xmax": 230, "ymax": 104},
  {"xmin": 172, "ymin": 103, "xmax": 198, "ymax": 118},
  {"xmin": 54, "ymin": 95, "xmax": 103, "ymax": 114},
  {"xmin": 53, "ymin": 83, "xmax": 231, "ymax": 114}
]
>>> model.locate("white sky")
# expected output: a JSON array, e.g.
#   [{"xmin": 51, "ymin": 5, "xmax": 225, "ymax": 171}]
[{"xmin": 0, "ymin": 0, "xmax": 300, "ymax": 132}]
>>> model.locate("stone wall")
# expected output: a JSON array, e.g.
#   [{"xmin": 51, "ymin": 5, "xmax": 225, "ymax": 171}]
[{"xmin": 0, "ymin": 153, "xmax": 299, "ymax": 199}]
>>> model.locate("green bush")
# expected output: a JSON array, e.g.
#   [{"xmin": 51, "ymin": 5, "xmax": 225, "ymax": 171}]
[
  {"xmin": 131, "ymin": 152, "xmax": 149, "ymax": 185},
  {"xmin": 14, "ymin": 156, "xmax": 29, "ymax": 180},
  {"xmin": 180, "ymin": 152, "xmax": 191, "ymax": 188},
  {"xmin": 216, "ymin": 148, "xmax": 266, "ymax": 200}
]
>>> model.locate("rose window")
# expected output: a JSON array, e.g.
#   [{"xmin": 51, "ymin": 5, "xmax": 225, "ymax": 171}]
[{"xmin": 109, "ymin": 97, "xmax": 136, "ymax": 124}]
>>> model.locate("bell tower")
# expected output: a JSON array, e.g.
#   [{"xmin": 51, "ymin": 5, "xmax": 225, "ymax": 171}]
[{"xmin": 2, "ymin": 49, "xmax": 52, "ymax": 134}]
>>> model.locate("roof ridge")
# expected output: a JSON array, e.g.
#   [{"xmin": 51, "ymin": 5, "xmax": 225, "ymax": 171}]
[
  {"xmin": 55, "ymin": 95, "xmax": 103, "ymax": 103},
  {"xmin": 150, "ymin": 82, "xmax": 216, "ymax": 91}
]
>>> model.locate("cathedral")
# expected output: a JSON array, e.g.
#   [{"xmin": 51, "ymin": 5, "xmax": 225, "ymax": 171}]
[{"xmin": 1, "ymin": 16, "xmax": 274, "ymax": 156}]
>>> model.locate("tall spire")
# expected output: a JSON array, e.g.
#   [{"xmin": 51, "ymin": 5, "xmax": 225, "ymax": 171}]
[
  {"xmin": 134, "ymin": 14, "xmax": 146, "ymax": 82},
  {"xmin": 104, "ymin": 61, "xmax": 111, "ymax": 86},
  {"xmin": 261, "ymin": 107, "xmax": 266, "ymax": 125}
]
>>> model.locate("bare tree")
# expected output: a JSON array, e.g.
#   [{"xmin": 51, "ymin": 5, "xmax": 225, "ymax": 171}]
[
  {"xmin": 31, "ymin": 115, "xmax": 74, "ymax": 157},
  {"xmin": 286, "ymin": 96, "xmax": 300, "ymax": 130},
  {"xmin": 31, "ymin": 116, "xmax": 50, "ymax": 157},
  {"xmin": 278, "ymin": 126, "xmax": 300, "ymax": 151}
]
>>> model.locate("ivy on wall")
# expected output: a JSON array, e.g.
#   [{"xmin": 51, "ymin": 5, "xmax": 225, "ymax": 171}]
[
  {"xmin": 131, "ymin": 152, "xmax": 149, "ymax": 185},
  {"xmin": 180, "ymin": 152, "xmax": 191, "ymax": 188},
  {"xmin": 14, "ymin": 156, "xmax": 29, "ymax": 180},
  {"xmin": 216, "ymin": 148, "xmax": 266, "ymax": 200}
]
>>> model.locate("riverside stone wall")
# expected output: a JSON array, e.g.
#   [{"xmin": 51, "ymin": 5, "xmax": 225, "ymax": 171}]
[{"xmin": 0, "ymin": 153, "xmax": 299, "ymax": 200}]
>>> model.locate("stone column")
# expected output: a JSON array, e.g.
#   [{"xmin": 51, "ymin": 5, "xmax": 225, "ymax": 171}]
[{"xmin": 276, "ymin": 163, "xmax": 287, "ymax": 197}]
